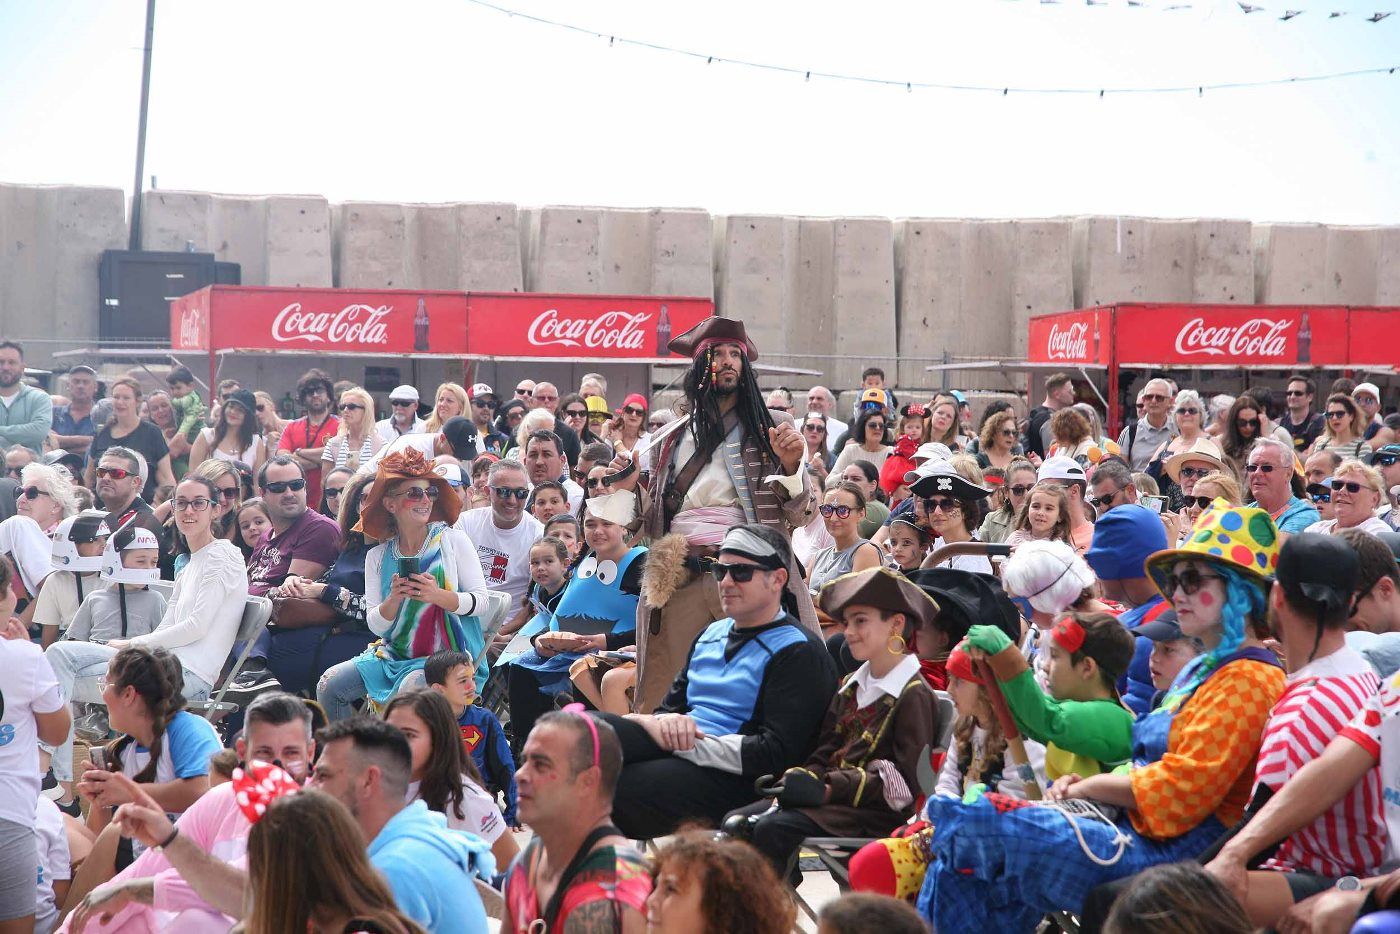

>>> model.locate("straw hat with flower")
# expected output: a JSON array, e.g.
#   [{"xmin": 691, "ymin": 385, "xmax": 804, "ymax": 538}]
[{"xmin": 356, "ymin": 448, "xmax": 461, "ymax": 540}]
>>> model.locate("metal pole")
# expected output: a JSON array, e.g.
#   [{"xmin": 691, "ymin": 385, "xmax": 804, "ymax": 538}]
[{"xmin": 128, "ymin": 0, "xmax": 156, "ymax": 251}]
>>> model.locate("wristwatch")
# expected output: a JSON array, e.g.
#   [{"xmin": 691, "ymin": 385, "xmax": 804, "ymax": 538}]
[{"xmin": 1336, "ymin": 876, "xmax": 1363, "ymax": 892}]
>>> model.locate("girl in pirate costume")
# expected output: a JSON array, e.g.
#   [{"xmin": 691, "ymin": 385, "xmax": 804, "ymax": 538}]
[
  {"xmin": 316, "ymin": 448, "xmax": 488, "ymax": 720},
  {"xmin": 916, "ymin": 502, "xmax": 1286, "ymax": 932},
  {"xmin": 721, "ymin": 568, "xmax": 940, "ymax": 878}
]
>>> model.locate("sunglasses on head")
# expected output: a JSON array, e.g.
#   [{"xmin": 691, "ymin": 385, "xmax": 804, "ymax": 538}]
[
  {"xmin": 1160, "ymin": 566, "xmax": 1222, "ymax": 600},
  {"xmin": 710, "ymin": 561, "xmax": 763, "ymax": 583},
  {"xmin": 393, "ymin": 485, "xmax": 439, "ymax": 502},
  {"xmin": 96, "ymin": 466, "xmax": 134, "ymax": 480},
  {"xmin": 13, "ymin": 486, "xmax": 50, "ymax": 500},
  {"xmin": 492, "ymin": 486, "xmax": 530, "ymax": 500},
  {"xmin": 1329, "ymin": 479, "xmax": 1368, "ymax": 494},
  {"xmin": 1181, "ymin": 494, "xmax": 1216, "ymax": 510},
  {"xmin": 263, "ymin": 478, "xmax": 307, "ymax": 494},
  {"xmin": 819, "ymin": 504, "xmax": 853, "ymax": 519}
]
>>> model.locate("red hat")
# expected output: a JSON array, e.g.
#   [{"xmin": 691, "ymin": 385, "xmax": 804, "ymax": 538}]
[
  {"xmin": 615, "ymin": 392, "xmax": 649, "ymax": 414},
  {"xmin": 946, "ymin": 646, "xmax": 983, "ymax": 686}
]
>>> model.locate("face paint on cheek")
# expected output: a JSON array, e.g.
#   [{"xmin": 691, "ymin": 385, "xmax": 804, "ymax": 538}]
[{"xmin": 1197, "ymin": 590, "xmax": 1214, "ymax": 607}]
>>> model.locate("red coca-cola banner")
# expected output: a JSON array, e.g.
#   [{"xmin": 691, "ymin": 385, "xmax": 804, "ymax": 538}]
[
  {"xmin": 1027, "ymin": 308, "xmax": 1109, "ymax": 365},
  {"xmin": 171, "ymin": 286, "xmax": 468, "ymax": 355},
  {"xmin": 1345, "ymin": 308, "xmax": 1400, "ymax": 368},
  {"xmin": 463, "ymin": 294, "xmax": 712, "ymax": 360}
]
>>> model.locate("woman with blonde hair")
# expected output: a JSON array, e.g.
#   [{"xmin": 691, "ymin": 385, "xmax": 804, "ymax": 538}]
[
  {"xmin": 424, "ymin": 382, "xmax": 468, "ymax": 434},
  {"xmin": 1176, "ymin": 470, "xmax": 1242, "ymax": 545},
  {"xmin": 323, "ymin": 386, "xmax": 384, "ymax": 473},
  {"xmin": 928, "ymin": 395, "xmax": 970, "ymax": 451},
  {"xmin": 246, "ymin": 790, "xmax": 425, "ymax": 934},
  {"xmin": 1304, "ymin": 459, "xmax": 1392, "ymax": 536},
  {"xmin": 15, "ymin": 462, "xmax": 78, "ymax": 533},
  {"xmin": 253, "ymin": 390, "xmax": 286, "ymax": 449}
]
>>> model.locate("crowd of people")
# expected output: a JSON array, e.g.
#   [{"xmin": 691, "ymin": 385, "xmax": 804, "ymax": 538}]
[{"xmin": 5, "ymin": 324, "xmax": 1400, "ymax": 933}]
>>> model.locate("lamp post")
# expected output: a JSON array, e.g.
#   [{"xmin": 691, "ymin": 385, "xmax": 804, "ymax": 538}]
[{"xmin": 128, "ymin": 0, "xmax": 156, "ymax": 251}]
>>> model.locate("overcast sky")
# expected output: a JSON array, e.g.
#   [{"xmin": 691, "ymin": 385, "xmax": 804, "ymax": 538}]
[{"xmin": 1, "ymin": 0, "xmax": 1397, "ymax": 223}]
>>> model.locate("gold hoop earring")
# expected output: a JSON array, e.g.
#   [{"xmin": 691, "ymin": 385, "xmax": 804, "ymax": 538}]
[{"xmin": 887, "ymin": 634, "xmax": 907, "ymax": 655}]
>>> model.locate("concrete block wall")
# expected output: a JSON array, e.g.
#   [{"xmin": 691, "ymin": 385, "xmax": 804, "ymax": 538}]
[{"xmin": 2, "ymin": 179, "xmax": 1399, "ymax": 397}]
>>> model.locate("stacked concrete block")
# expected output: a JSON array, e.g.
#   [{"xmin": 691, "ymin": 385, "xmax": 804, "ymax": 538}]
[
  {"xmin": 1010, "ymin": 220, "xmax": 1075, "ymax": 355},
  {"xmin": 714, "ymin": 214, "xmax": 797, "ymax": 367},
  {"xmin": 830, "ymin": 218, "xmax": 897, "ymax": 391},
  {"xmin": 0, "ymin": 184, "xmax": 127, "ymax": 365},
  {"xmin": 1324, "ymin": 226, "xmax": 1382, "ymax": 304},
  {"xmin": 335, "ymin": 202, "xmax": 410, "ymax": 288},
  {"xmin": 1191, "ymin": 219, "xmax": 1252, "ymax": 304},
  {"xmin": 334, "ymin": 202, "xmax": 524, "ymax": 292},
  {"xmin": 142, "ymin": 191, "xmax": 333, "ymax": 287},
  {"xmin": 526, "ymin": 207, "xmax": 713, "ymax": 297},
  {"xmin": 1253, "ymin": 223, "xmax": 1328, "ymax": 303},
  {"xmin": 1378, "ymin": 228, "xmax": 1400, "ymax": 305}
]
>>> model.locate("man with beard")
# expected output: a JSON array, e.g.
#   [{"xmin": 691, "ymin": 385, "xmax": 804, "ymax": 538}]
[
  {"xmin": 277, "ymin": 368, "xmax": 340, "ymax": 510},
  {"xmin": 0, "ymin": 340, "xmax": 52, "ymax": 454},
  {"xmin": 607, "ymin": 317, "xmax": 815, "ymax": 712}
]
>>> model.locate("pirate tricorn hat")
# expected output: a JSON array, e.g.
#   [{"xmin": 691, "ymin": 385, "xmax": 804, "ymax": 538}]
[{"xmin": 668, "ymin": 316, "xmax": 760, "ymax": 361}]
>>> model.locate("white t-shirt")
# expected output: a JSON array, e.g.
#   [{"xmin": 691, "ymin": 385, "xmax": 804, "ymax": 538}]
[
  {"xmin": 454, "ymin": 507, "xmax": 544, "ymax": 606},
  {"xmin": 35, "ymin": 795, "xmax": 70, "ymax": 934},
  {"xmin": 32, "ymin": 570, "xmax": 99, "ymax": 634},
  {"xmin": 407, "ymin": 776, "xmax": 505, "ymax": 845},
  {"xmin": 376, "ymin": 416, "xmax": 426, "ymax": 445},
  {"xmin": 0, "ymin": 639, "xmax": 64, "ymax": 825}
]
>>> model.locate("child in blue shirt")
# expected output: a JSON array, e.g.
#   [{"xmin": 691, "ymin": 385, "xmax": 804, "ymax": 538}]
[{"xmin": 424, "ymin": 649, "xmax": 518, "ymax": 826}]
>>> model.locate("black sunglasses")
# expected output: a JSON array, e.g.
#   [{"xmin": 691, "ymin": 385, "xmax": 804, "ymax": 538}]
[
  {"xmin": 1329, "ymin": 479, "xmax": 1367, "ymax": 494},
  {"xmin": 1178, "ymin": 466, "xmax": 1212, "ymax": 481},
  {"xmin": 586, "ymin": 477, "xmax": 611, "ymax": 489},
  {"xmin": 1182, "ymin": 495, "xmax": 1216, "ymax": 510},
  {"xmin": 14, "ymin": 486, "xmax": 50, "ymax": 500},
  {"xmin": 564, "ymin": 408, "xmax": 588, "ymax": 418},
  {"xmin": 391, "ymin": 399, "xmax": 417, "ymax": 408},
  {"xmin": 1236, "ymin": 418, "xmax": 1261, "ymax": 429},
  {"xmin": 338, "ymin": 403, "xmax": 365, "ymax": 412},
  {"xmin": 263, "ymin": 478, "xmax": 308, "ymax": 494},
  {"xmin": 492, "ymin": 486, "xmax": 530, "ymax": 501},
  {"xmin": 214, "ymin": 486, "xmax": 239, "ymax": 501},
  {"xmin": 1310, "ymin": 491, "xmax": 1332, "ymax": 504},
  {"xmin": 1160, "ymin": 566, "xmax": 1222, "ymax": 600},
  {"xmin": 923, "ymin": 497, "xmax": 960, "ymax": 513},
  {"xmin": 1244, "ymin": 463, "xmax": 1276, "ymax": 474},
  {"xmin": 1008, "ymin": 483, "xmax": 1034, "ymax": 496},
  {"xmin": 324, "ymin": 486, "xmax": 346, "ymax": 498},
  {"xmin": 622, "ymin": 406, "xmax": 646, "ymax": 417},
  {"xmin": 711, "ymin": 561, "xmax": 762, "ymax": 583},
  {"xmin": 472, "ymin": 399, "xmax": 498, "ymax": 410},
  {"xmin": 1326, "ymin": 410, "xmax": 1349, "ymax": 420},
  {"xmin": 1376, "ymin": 452, "xmax": 1400, "ymax": 467}
]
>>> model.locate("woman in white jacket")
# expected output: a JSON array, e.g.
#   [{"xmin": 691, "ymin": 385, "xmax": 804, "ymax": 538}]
[{"xmin": 317, "ymin": 448, "xmax": 487, "ymax": 720}]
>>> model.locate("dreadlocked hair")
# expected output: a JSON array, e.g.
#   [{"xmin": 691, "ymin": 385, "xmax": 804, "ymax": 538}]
[
  {"xmin": 381, "ymin": 690, "xmax": 484, "ymax": 823},
  {"xmin": 685, "ymin": 347, "xmax": 780, "ymax": 465},
  {"xmin": 105, "ymin": 646, "xmax": 187, "ymax": 784},
  {"xmin": 950, "ymin": 685, "xmax": 1008, "ymax": 791}
]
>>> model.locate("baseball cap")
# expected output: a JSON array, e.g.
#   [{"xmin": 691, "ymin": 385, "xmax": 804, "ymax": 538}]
[
  {"xmin": 67, "ymin": 364, "xmax": 97, "ymax": 376},
  {"xmin": 439, "ymin": 416, "xmax": 479, "ymax": 461},
  {"xmin": 950, "ymin": 390, "xmax": 968, "ymax": 406},
  {"xmin": 389, "ymin": 385, "xmax": 419, "ymax": 403},
  {"xmin": 1355, "ymin": 382, "xmax": 1381, "ymax": 402},
  {"xmin": 1038, "ymin": 455, "xmax": 1087, "ymax": 484},
  {"xmin": 1276, "ymin": 532, "xmax": 1359, "ymax": 614},
  {"xmin": 433, "ymin": 463, "xmax": 464, "ymax": 486},
  {"xmin": 860, "ymin": 388, "xmax": 888, "ymax": 408},
  {"xmin": 469, "ymin": 383, "xmax": 497, "ymax": 401},
  {"xmin": 1133, "ymin": 608, "xmax": 1187, "ymax": 643},
  {"xmin": 1372, "ymin": 444, "xmax": 1400, "ymax": 467},
  {"xmin": 616, "ymin": 392, "xmax": 648, "ymax": 414}
]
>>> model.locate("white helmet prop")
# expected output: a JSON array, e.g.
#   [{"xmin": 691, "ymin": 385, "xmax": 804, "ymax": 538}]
[
  {"xmin": 51, "ymin": 509, "xmax": 111, "ymax": 573},
  {"xmin": 99, "ymin": 517, "xmax": 162, "ymax": 586}
]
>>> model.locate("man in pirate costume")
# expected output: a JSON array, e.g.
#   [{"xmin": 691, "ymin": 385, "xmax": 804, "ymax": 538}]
[{"xmin": 608, "ymin": 316, "xmax": 817, "ymax": 712}]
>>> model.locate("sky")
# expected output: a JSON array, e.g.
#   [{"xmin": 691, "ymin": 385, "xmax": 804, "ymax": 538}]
[{"xmin": 0, "ymin": 0, "xmax": 1397, "ymax": 224}]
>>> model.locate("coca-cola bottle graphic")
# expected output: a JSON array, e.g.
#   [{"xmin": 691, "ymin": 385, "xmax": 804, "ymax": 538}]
[
  {"xmin": 1297, "ymin": 311, "xmax": 1311, "ymax": 364},
  {"xmin": 1092, "ymin": 319, "xmax": 1101, "ymax": 362},
  {"xmin": 656, "ymin": 304, "xmax": 672, "ymax": 356},
  {"xmin": 413, "ymin": 298, "xmax": 430, "ymax": 352}
]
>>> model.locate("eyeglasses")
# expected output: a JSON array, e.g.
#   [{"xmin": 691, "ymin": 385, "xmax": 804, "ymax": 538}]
[
  {"xmin": 1244, "ymin": 463, "xmax": 1276, "ymax": 474},
  {"xmin": 472, "ymin": 399, "xmax": 498, "ymax": 410},
  {"xmin": 534, "ymin": 394, "xmax": 558, "ymax": 404},
  {"xmin": 1175, "ymin": 408, "xmax": 1199, "ymax": 416},
  {"xmin": 95, "ymin": 467, "xmax": 133, "ymax": 480},
  {"xmin": 1181, "ymin": 495, "xmax": 1216, "ymax": 510},
  {"xmin": 262, "ymin": 478, "xmax": 308, "ymax": 494},
  {"xmin": 1310, "ymin": 491, "xmax": 1332, "ymax": 504},
  {"xmin": 492, "ymin": 486, "xmax": 530, "ymax": 500},
  {"xmin": 391, "ymin": 399, "xmax": 417, "ymax": 408},
  {"xmin": 710, "ymin": 561, "xmax": 762, "ymax": 583},
  {"xmin": 338, "ymin": 403, "xmax": 365, "ymax": 412},
  {"xmin": 393, "ymin": 485, "xmax": 439, "ymax": 502},
  {"xmin": 173, "ymin": 497, "xmax": 212, "ymax": 512},
  {"xmin": 1178, "ymin": 466, "xmax": 1212, "ymax": 481},
  {"xmin": 1008, "ymin": 483, "xmax": 1034, "ymax": 496},
  {"xmin": 215, "ymin": 486, "xmax": 239, "ymax": 501},
  {"xmin": 1329, "ymin": 479, "xmax": 1368, "ymax": 494},
  {"xmin": 324, "ymin": 486, "xmax": 345, "ymax": 498},
  {"xmin": 622, "ymin": 406, "xmax": 645, "ymax": 417},
  {"xmin": 923, "ymin": 497, "xmax": 960, "ymax": 513},
  {"xmin": 1286, "ymin": 390, "xmax": 1308, "ymax": 397},
  {"xmin": 819, "ymin": 504, "xmax": 853, "ymax": 519},
  {"xmin": 1326, "ymin": 410, "xmax": 1349, "ymax": 420},
  {"xmin": 97, "ymin": 676, "xmax": 110, "ymax": 693},
  {"xmin": 564, "ymin": 408, "xmax": 588, "ymax": 418},
  {"xmin": 1236, "ymin": 418, "xmax": 1261, "ymax": 429},
  {"xmin": 13, "ymin": 486, "xmax": 51, "ymax": 500},
  {"xmin": 1160, "ymin": 566, "xmax": 1222, "ymax": 600}
]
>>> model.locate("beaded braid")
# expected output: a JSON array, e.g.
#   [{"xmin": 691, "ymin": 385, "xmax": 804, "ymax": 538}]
[{"xmin": 106, "ymin": 647, "xmax": 187, "ymax": 784}]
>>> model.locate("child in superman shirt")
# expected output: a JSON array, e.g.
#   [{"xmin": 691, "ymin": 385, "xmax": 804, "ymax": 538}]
[{"xmin": 424, "ymin": 649, "xmax": 518, "ymax": 826}]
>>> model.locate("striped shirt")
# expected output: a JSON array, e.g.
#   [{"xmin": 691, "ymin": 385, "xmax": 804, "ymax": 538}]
[{"xmin": 1256, "ymin": 648, "xmax": 1384, "ymax": 877}]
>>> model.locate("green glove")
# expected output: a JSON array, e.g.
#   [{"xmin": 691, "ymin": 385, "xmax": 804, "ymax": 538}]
[
  {"xmin": 961, "ymin": 782, "xmax": 987, "ymax": 805},
  {"xmin": 965, "ymin": 624, "xmax": 1013, "ymax": 655}
]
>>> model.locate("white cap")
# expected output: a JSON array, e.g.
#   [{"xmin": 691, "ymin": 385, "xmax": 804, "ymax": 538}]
[
  {"xmin": 911, "ymin": 442, "xmax": 952, "ymax": 464},
  {"xmin": 1355, "ymin": 382, "xmax": 1381, "ymax": 402},
  {"xmin": 470, "ymin": 383, "xmax": 498, "ymax": 400},
  {"xmin": 433, "ymin": 463, "xmax": 464, "ymax": 485},
  {"xmin": 99, "ymin": 522, "xmax": 162, "ymax": 586},
  {"xmin": 1038, "ymin": 455, "xmax": 1087, "ymax": 483},
  {"xmin": 389, "ymin": 385, "xmax": 420, "ymax": 403}
]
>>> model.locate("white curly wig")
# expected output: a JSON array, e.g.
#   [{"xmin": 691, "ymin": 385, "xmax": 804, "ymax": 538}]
[{"xmin": 1001, "ymin": 539, "xmax": 1097, "ymax": 615}]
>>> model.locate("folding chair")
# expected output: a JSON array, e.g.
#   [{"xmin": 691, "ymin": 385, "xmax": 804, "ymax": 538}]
[
  {"xmin": 189, "ymin": 595, "xmax": 273, "ymax": 723},
  {"xmin": 475, "ymin": 589, "xmax": 514, "ymax": 645}
]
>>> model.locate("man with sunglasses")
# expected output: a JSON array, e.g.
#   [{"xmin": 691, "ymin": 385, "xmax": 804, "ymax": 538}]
[
  {"xmin": 374, "ymin": 385, "xmax": 424, "ymax": 444},
  {"xmin": 456, "ymin": 459, "xmax": 543, "ymax": 607},
  {"xmin": 276, "ymin": 368, "xmax": 339, "ymax": 510},
  {"xmin": 1117, "ymin": 378, "xmax": 1177, "ymax": 471},
  {"xmin": 1087, "ymin": 458, "xmax": 1141, "ymax": 517},
  {"xmin": 466, "ymin": 382, "xmax": 508, "ymax": 455},
  {"xmin": 1245, "ymin": 438, "xmax": 1320, "ymax": 535},
  {"xmin": 1371, "ymin": 444, "xmax": 1400, "ymax": 531},
  {"xmin": 93, "ymin": 447, "xmax": 171, "ymax": 576},
  {"xmin": 602, "ymin": 524, "xmax": 836, "ymax": 841},
  {"xmin": 1280, "ymin": 375, "xmax": 1326, "ymax": 453}
]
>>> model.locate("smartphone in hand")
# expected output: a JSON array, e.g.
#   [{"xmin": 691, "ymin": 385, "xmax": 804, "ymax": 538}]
[
  {"xmin": 397, "ymin": 556, "xmax": 421, "ymax": 578},
  {"xmin": 90, "ymin": 747, "xmax": 109, "ymax": 772}
]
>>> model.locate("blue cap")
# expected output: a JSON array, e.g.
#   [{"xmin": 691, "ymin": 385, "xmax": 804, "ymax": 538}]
[
  {"xmin": 950, "ymin": 390, "xmax": 968, "ymax": 405},
  {"xmin": 1085, "ymin": 504, "xmax": 1168, "ymax": 582}
]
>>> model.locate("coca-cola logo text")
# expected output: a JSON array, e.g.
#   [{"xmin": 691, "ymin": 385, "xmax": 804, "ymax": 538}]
[
  {"xmin": 271, "ymin": 303, "xmax": 392, "ymax": 345},
  {"xmin": 527, "ymin": 309, "xmax": 653, "ymax": 350},
  {"xmin": 178, "ymin": 308, "xmax": 204, "ymax": 349},
  {"xmin": 1173, "ymin": 317, "xmax": 1291, "ymax": 358},
  {"xmin": 1046, "ymin": 321, "xmax": 1090, "ymax": 360}
]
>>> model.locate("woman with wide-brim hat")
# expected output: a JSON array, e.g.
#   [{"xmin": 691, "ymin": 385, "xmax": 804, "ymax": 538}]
[
  {"xmin": 316, "ymin": 448, "xmax": 488, "ymax": 720},
  {"xmin": 915, "ymin": 501, "xmax": 1286, "ymax": 933}
]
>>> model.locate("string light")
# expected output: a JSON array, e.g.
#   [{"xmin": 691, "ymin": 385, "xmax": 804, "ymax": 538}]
[{"xmin": 461, "ymin": 0, "xmax": 1398, "ymax": 96}]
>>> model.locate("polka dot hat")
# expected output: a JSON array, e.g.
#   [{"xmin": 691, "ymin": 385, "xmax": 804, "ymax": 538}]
[{"xmin": 1145, "ymin": 497, "xmax": 1281, "ymax": 599}]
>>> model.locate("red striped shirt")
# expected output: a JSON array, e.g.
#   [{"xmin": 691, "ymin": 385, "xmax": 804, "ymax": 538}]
[{"xmin": 1256, "ymin": 648, "xmax": 1384, "ymax": 877}]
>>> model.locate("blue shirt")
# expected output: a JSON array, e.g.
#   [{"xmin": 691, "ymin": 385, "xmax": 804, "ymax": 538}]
[{"xmin": 369, "ymin": 800, "xmax": 492, "ymax": 934}]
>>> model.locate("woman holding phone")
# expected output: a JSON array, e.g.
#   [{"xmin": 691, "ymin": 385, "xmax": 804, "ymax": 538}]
[{"xmin": 317, "ymin": 449, "xmax": 488, "ymax": 721}]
